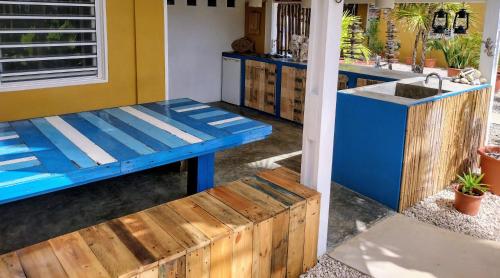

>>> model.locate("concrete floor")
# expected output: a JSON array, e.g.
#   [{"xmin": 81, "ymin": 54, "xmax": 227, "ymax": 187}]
[{"xmin": 0, "ymin": 102, "xmax": 391, "ymax": 254}]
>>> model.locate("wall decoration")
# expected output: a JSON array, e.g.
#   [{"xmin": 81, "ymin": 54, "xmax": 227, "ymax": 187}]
[{"xmin": 248, "ymin": 11, "xmax": 261, "ymax": 35}]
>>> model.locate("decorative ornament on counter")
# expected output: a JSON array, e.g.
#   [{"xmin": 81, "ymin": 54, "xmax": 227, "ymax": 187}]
[
  {"xmin": 451, "ymin": 68, "xmax": 487, "ymax": 85},
  {"xmin": 231, "ymin": 37, "xmax": 254, "ymax": 53},
  {"xmin": 290, "ymin": 34, "xmax": 309, "ymax": 62}
]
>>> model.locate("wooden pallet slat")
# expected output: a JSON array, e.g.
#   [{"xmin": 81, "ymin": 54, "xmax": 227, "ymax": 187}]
[
  {"xmin": 2, "ymin": 167, "xmax": 320, "ymax": 278},
  {"xmin": 17, "ymin": 242, "xmax": 68, "ymax": 278},
  {"xmin": 49, "ymin": 232, "xmax": 110, "ymax": 278},
  {"xmin": 0, "ymin": 252, "xmax": 26, "ymax": 278}
]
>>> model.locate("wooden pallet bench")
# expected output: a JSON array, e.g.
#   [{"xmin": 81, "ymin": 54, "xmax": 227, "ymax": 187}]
[
  {"xmin": 0, "ymin": 168, "xmax": 320, "ymax": 278},
  {"xmin": 0, "ymin": 98, "xmax": 271, "ymax": 204}
]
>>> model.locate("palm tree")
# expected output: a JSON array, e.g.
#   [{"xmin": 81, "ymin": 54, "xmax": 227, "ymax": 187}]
[{"xmin": 394, "ymin": 3, "xmax": 466, "ymax": 73}]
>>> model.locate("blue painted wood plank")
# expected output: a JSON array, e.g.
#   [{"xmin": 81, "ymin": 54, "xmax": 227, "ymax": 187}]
[
  {"xmin": 0, "ymin": 158, "xmax": 40, "ymax": 171},
  {"xmin": 79, "ymin": 112, "xmax": 155, "ymax": 156},
  {"xmin": 0, "ymin": 144, "xmax": 30, "ymax": 156},
  {"xmin": 105, "ymin": 108, "xmax": 189, "ymax": 148},
  {"xmin": 0, "ymin": 165, "xmax": 48, "ymax": 184},
  {"xmin": 172, "ymin": 103, "xmax": 209, "ymax": 112},
  {"xmin": 10, "ymin": 120, "xmax": 78, "ymax": 173},
  {"xmin": 223, "ymin": 121, "xmax": 266, "ymax": 134},
  {"xmin": 91, "ymin": 111, "xmax": 171, "ymax": 152},
  {"xmin": 0, "ymin": 122, "xmax": 10, "ymax": 129},
  {"xmin": 214, "ymin": 118, "xmax": 252, "ymax": 129},
  {"xmin": 0, "ymin": 131, "xmax": 16, "ymax": 137},
  {"xmin": 157, "ymin": 98, "xmax": 193, "ymax": 106},
  {"xmin": 142, "ymin": 103, "xmax": 228, "ymax": 139},
  {"xmin": 31, "ymin": 118, "xmax": 97, "ymax": 169},
  {"xmin": 0, "ymin": 137, "xmax": 24, "ymax": 148},
  {"xmin": 189, "ymin": 110, "xmax": 228, "ymax": 120},
  {"xmin": 197, "ymin": 112, "xmax": 243, "ymax": 124},
  {"xmin": 134, "ymin": 105, "xmax": 214, "ymax": 141},
  {"xmin": 61, "ymin": 114, "xmax": 139, "ymax": 161}
]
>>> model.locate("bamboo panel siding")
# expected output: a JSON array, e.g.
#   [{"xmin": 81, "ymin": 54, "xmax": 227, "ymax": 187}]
[
  {"xmin": 0, "ymin": 168, "xmax": 320, "ymax": 278},
  {"xmin": 356, "ymin": 78, "xmax": 384, "ymax": 87},
  {"xmin": 399, "ymin": 87, "xmax": 491, "ymax": 211},
  {"xmin": 281, "ymin": 66, "xmax": 307, "ymax": 123},
  {"xmin": 245, "ymin": 60, "xmax": 277, "ymax": 114}
]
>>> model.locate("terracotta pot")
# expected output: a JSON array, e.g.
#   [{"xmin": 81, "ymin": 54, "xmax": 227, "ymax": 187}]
[
  {"xmin": 447, "ymin": 68, "xmax": 462, "ymax": 77},
  {"xmin": 405, "ymin": 57, "xmax": 413, "ymax": 65},
  {"xmin": 424, "ymin": 58, "xmax": 437, "ymax": 68},
  {"xmin": 454, "ymin": 185, "xmax": 485, "ymax": 216},
  {"xmin": 478, "ymin": 146, "xmax": 500, "ymax": 195}
]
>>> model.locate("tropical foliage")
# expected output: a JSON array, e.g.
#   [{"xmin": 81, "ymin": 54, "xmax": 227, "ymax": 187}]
[
  {"xmin": 341, "ymin": 12, "xmax": 371, "ymax": 63},
  {"xmin": 394, "ymin": 3, "xmax": 472, "ymax": 72},
  {"xmin": 427, "ymin": 32, "xmax": 482, "ymax": 69},
  {"xmin": 366, "ymin": 19, "xmax": 384, "ymax": 55}
]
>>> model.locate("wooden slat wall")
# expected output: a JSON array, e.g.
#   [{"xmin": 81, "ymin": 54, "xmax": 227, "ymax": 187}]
[
  {"xmin": 356, "ymin": 78, "xmax": 384, "ymax": 87},
  {"xmin": 0, "ymin": 168, "xmax": 320, "ymax": 278},
  {"xmin": 281, "ymin": 66, "xmax": 306, "ymax": 123},
  {"xmin": 399, "ymin": 88, "xmax": 491, "ymax": 211},
  {"xmin": 245, "ymin": 60, "xmax": 277, "ymax": 114},
  {"xmin": 276, "ymin": 4, "xmax": 311, "ymax": 55}
]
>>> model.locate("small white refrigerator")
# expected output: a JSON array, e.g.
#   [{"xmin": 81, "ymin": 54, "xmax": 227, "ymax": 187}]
[{"xmin": 221, "ymin": 56, "xmax": 242, "ymax": 106}]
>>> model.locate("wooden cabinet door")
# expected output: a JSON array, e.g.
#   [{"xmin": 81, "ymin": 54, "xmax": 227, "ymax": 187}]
[
  {"xmin": 281, "ymin": 66, "xmax": 306, "ymax": 123},
  {"xmin": 245, "ymin": 60, "xmax": 276, "ymax": 114}
]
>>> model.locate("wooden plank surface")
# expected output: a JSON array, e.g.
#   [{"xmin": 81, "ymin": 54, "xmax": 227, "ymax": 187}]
[
  {"xmin": 17, "ymin": 242, "xmax": 68, "ymax": 278},
  {"xmin": 79, "ymin": 224, "xmax": 141, "ymax": 278},
  {"xmin": 0, "ymin": 252, "xmax": 26, "ymax": 278},
  {"xmin": 49, "ymin": 232, "xmax": 110, "ymax": 278},
  {"xmin": 2, "ymin": 167, "xmax": 320, "ymax": 278}
]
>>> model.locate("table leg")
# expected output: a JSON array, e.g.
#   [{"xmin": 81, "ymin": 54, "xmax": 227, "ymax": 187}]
[{"xmin": 187, "ymin": 153, "xmax": 215, "ymax": 194}]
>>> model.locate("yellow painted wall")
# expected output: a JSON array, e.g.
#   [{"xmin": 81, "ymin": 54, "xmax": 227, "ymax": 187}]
[
  {"xmin": 375, "ymin": 3, "xmax": 485, "ymax": 68},
  {"xmin": 0, "ymin": 0, "xmax": 166, "ymax": 122}
]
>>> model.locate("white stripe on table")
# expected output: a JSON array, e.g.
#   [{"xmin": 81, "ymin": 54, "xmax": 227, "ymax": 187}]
[
  {"xmin": 0, "ymin": 134, "xmax": 19, "ymax": 141},
  {"xmin": 209, "ymin": 117, "xmax": 245, "ymax": 126},
  {"xmin": 0, "ymin": 156, "xmax": 37, "ymax": 167},
  {"xmin": 45, "ymin": 116, "xmax": 117, "ymax": 165},
  {"xmin": 120, "ymin": 106, "xmax": 203, "ymax": 144},
  {"xmin": 174, "ymin": 105, "xmax": 210, "ymax": 113}
]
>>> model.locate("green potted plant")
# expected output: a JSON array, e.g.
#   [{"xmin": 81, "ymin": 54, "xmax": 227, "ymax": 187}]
[
  {"xmin": 454, "ymin": 171, "xmax": 489, "ymax": 216},
  {"xmin": 340, "ymin": 12, "xmax": 371, "ymax": 64},
  {"xmin": 427, "ymin": 33, "xmax": 482, "ymax": 77}
]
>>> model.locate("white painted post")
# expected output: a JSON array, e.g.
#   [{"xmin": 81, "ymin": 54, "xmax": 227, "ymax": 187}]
[
  {"xmin": 480, "ymin": 0, "xmax": 500, "ymax": 144},
  {"xmin": 301, "ymin": 0, "xmax": 344, "ymax": 256}
]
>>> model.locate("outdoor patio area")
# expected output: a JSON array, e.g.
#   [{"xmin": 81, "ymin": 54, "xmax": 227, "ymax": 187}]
[{"xmin": 1, "ymin": 0, "xmax": 500, "ymax": 277}]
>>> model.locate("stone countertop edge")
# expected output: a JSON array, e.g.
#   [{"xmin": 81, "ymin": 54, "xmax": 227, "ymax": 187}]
[
  {"xmin": 339, "ymin": 77, "xmax": 491, "ymax": 107},
  {"xmin": 222, "ymin": 52, "xmax": 423, "ymax": 80}
]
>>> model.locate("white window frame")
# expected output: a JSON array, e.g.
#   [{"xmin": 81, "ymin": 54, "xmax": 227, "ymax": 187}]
[{"xmin": 0, "ymin": 0, "xmax": 109, "ymax": 93}]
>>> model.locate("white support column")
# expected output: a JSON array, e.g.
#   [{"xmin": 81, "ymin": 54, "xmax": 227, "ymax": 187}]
[
  {"xmin": 301, "ymin": 0, "xmax": 344, "ymax": 256},
  {"xmin": 480, "ymin": 0, "xmax": 500, "ymax": 143}
]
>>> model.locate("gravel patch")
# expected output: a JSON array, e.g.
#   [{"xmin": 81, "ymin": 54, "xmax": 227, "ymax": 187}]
[
  {"xmin": 403, "ymin": 187, "xmax": 500, "ymax": 241},
  {"xmin": 300, "ymin": 255, "xmax": 371, "ymax": 278}
]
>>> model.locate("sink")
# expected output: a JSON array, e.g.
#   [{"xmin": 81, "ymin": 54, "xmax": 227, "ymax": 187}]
[{"xmin": 395, "ymin": 81, "xmax": 450, "ymax": 100}]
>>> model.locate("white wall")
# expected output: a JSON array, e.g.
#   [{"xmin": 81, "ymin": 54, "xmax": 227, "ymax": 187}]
[{"xmin": 167, "ymin": 0, "xmax": 245, "ymax": 103}]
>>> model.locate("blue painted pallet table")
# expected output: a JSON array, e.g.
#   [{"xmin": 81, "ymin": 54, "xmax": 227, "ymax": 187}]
[{"xmin": 0, "ymin": 99, "xmax": 272, "ymax": 204}]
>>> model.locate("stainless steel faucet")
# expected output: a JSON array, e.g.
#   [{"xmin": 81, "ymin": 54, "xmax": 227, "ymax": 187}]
[{"xmin": 425, "ymin": 72, "xmax": 444, "ymax": 95}]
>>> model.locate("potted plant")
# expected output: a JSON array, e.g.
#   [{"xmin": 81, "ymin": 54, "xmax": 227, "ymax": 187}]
[
  {"xmin": 478, "ymin": 146, "xmax": 500, "ymax": 195},
  {"xmin": 454, "ymin": 171, "xmax": 489, "ymax": 216},
  {"xmin": 427, "ymin": 33, "xmax": 482, "ymax": 77}
]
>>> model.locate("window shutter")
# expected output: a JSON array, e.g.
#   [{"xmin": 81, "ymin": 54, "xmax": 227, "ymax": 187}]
[{"xmin": 0, "ymin": 0, "xmax": 105, "ymax": 86}]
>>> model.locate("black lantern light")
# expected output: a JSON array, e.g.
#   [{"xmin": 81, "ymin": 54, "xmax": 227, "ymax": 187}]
[
  {"xmin": 432, "ymin": 8, "xmax": 449, "ymax": 34},
  {"xmin": 453, "ymin": 7, "xmax": 470, "ymax": 34}
]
